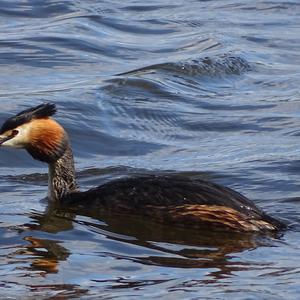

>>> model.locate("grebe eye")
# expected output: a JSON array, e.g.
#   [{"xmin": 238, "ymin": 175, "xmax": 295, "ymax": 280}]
[{"xmin": 12, "ymin": 130, "xmax": 19, "ymax": 136}]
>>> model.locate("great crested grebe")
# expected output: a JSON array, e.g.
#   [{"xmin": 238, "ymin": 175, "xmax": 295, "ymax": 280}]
[{"xmin": 0, "ymin": 103, "xmax": 284, "ymax": 233}]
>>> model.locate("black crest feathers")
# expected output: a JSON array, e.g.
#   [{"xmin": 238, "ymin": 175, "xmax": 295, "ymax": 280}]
[{"xmin": 0, "ymin": 103, "xmax": 57, "ymax": 134}]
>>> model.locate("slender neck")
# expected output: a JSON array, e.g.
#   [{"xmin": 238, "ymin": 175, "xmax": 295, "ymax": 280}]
[{"xmin": 48, "ymin": 144, "xmax": 79, "ymax": 201}]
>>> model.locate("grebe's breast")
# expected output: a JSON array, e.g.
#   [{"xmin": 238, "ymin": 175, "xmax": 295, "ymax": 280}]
[{"xmin": 62, "ymin": 174, "xmax": 284, "ymax": 232}]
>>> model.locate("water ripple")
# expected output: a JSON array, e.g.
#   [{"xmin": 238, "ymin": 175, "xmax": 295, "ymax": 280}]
[{"xmin": 0, "ymin": 0, "xmax": 300, "ymax": 299}]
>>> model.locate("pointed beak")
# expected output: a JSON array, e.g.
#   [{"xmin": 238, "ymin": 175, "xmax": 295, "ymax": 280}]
[
  {"xmin": 0, "ymin": 135, "xmax": 10, "ymax": 145},
  {"xmin": 0, "ymin": 133, "xmax": 14, "ymax": 146}
]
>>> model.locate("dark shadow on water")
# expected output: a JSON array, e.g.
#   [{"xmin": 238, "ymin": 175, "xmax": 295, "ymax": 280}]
[{"xmin": 115, "ymin": 54, "xmax": 251, "ymax": 77}]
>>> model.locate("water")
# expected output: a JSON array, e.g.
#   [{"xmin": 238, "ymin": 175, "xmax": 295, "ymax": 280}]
[{"xmin": 0, "ymin": 0, "xmax": 300, "ymax": 298}]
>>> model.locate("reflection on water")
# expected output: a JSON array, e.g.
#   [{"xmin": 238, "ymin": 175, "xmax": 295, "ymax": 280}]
[
  {"xmin": 1, "ymin": 0, "xmax": 300, "ymax": 299},
  {"xmin": 1, "ymin": 198, "xmax": 284, "ymax": 298},
  {"xmin": 12, "ymin": 202, "xmax": 271, "ymax": 278}
]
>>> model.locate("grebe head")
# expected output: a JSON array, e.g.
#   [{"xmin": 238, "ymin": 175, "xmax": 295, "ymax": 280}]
[{"xmin": 0, "ymin": 103, "xmax": 69, "ymax": 163}]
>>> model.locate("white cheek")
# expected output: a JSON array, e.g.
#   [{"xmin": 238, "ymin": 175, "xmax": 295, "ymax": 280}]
[{"xmin": 1, "ymin": 125, "xmax": 31, "ymax": 148}]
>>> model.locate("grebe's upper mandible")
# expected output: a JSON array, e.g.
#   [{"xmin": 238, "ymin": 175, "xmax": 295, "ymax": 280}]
[{"xmin": 0, "ymin": 103, "xmax": 285, "ymax": 233}]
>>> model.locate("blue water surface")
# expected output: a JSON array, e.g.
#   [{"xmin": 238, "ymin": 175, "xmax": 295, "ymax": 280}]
[{"xmin": 1, "ymin": 1, "xmax": 300, "ymax": 299}]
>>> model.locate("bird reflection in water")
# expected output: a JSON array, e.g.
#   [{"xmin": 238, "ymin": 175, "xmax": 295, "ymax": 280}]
[{"xmin": 13, "ymin": 201, "xmax": 281, "ymax": 284}]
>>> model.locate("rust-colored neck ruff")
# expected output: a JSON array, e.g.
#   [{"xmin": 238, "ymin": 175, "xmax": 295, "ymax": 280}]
[
  {"xmin": 26, "ymin": 118, "xmax": 67, "ymax": 163},
  {"xmin": 18, "ymin": 118, "xmax": 79, "ymax": 201}
]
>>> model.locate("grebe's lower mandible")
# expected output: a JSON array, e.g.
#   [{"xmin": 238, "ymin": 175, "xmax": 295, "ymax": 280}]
[{"xmin": 0, "ymin": 103, "xmax": 284, "ymax": 232}]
